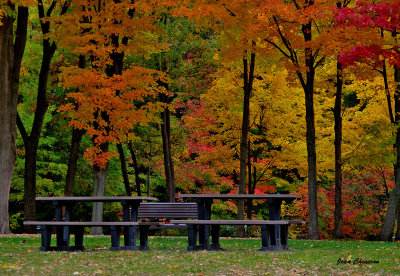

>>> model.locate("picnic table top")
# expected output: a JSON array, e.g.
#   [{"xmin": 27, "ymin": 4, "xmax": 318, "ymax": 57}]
[
  {"xmin": 36, "ymin": 196, "xmax": 158, "ymax": 202},
  {"xmin": 177, "ymin": 194, "xmax": 300, "ymax": 199}
]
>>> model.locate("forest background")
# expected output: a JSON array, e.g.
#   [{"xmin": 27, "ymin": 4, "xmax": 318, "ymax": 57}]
[{"xmin": 1, "ymin": 0, "xmax": 400, "ymax": 242}]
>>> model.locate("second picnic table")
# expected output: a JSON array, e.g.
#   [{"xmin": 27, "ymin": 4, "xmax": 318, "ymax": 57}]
[{"xmin": 177, "ymin": 193, "xmax": 301, "ymax": 251}]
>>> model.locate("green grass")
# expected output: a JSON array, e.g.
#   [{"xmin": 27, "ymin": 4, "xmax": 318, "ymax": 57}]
[{"xmin": 0, "ymin": 235, "xmax": 399, "ymax": 275}]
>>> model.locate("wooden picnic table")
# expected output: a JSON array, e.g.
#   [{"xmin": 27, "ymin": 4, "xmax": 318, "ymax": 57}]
[
  {"xmin": 178, "ymin": 193, "xmax": 301, "ymax": 251},
  {"xmin": 35, "ymin": 196, "xmax": 157, "ymax": 250}
]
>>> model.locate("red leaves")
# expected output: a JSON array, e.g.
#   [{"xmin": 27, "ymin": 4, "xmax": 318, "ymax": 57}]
[
  {"xmin": 293, "ymin": 170, "xmax": 394, "ymax": 239},
  {"xmin": 335, "ymin": 1, "xmax": 400, "ymax": 32},
  {"xmin": 339, "ymin": 44, "xmax": 400, "ymax": 68},
  {"xmin": 335, "ymin": 1, "xmax": 400, "ymax": 68}
]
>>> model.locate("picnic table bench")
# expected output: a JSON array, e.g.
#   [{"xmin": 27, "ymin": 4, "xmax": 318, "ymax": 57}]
[
  {"xmin": 23, "ymin": 221, "xmax": 156, "ymax": 251},
  {"xmin": 137, "ymin": 202, "xmax": 198, "ymax": 229}
]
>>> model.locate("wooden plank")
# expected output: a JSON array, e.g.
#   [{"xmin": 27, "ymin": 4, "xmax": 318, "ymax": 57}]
[
  {"xmin": 23, "ymin": 221, "xmax": 160, "ymax": 226},
  {"xmin": 170, "ymin": 220, "xmax": 292, "ymax": 225},
  {"xmin": 178, "ymin": 194, "xmax": 300, "ymax": 200},
  {"xmin": 288, "ymin": 220, "xmax": 306, "ymax": 224},
  {"xmin": 35, "ymin": 196, "xmax": 158, "ymax": 202}
]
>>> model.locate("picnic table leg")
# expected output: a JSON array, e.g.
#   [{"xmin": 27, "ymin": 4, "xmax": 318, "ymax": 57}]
[
  {"xmin": 63, "ymin": 203, "xmax": 72, "ymax": 248},
  {"xmin": 54, "ymin": 201, "xmax": 65, "ymax": 248},
  {"xmin": 39, "ymin": 225, "xmax": 51, "ymax": 251},
  {"xmin": 122, "ymin": 201, "xmax": 139, "ymax": 248},
  {"xmin": 280, "ymin": 224, "xmax": 289, "ymax": 250},
  {"xmin": 267, "ymin": 198, "xmax": 283, "ymax": 251},
  {"xmin": 74, "ymin": 226, "xmax": 85, "ymax": 251},
  {"xmin": 139, "ymin": 226, "xmax": 150, "ymax": 251},
  {"xmin": 211, "ymin": 225, "xmax": 220, "ymax": 250},
  {"xmin": 260, "ymin": 224, "xmax": 270, "ymax": 251},
  {"xmin": 110, "ymin": 225, "xmax": 121, "ymax": 251},
  {"xmin": 187, "ymin": 224, "xmax": 197, "ymax": 251},
  {"xmin": 197, "ymin": 199, "xmax": 212, "ymax": 249}
]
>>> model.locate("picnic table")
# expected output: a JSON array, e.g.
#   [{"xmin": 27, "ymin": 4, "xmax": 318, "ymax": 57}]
[
  {"xmin": 176, "ymin": 193, "xmax": 302, "ymax": 251},
  {"xmin": 26, "ymin": 196, "xmax": 157, "ymax": 251}
]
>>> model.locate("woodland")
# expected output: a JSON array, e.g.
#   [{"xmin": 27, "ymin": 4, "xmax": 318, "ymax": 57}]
[{"xmin": 1, "ymin": 0, "xmax": 400, "ymax": 242}]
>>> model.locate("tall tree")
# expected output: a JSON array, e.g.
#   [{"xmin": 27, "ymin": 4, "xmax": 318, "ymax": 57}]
[
  {"xmin": 0, "ymin": 3, "xmax": 28, "ymax": 234},
  {"xmin": 17, "ymin": 0, "xmax": 69, "ymax": 233},
  {"xmin": 56, "ymin": 0, "xmax": 170, "ymax": 232},
  {"xmin": 259, "ymin": 0, "xmax": 345, "ymax": 239},
  {"xmin": 335, "ymin": 0, "xmax": 400, "ymax": 241}
]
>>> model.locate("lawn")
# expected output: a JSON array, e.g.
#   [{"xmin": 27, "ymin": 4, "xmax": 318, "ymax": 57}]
[{"xmin": 0, "ymin": 235, "xmax": 398, "ymax": 275}]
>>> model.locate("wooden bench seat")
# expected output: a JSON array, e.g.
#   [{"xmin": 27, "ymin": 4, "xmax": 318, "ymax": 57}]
[
  {"xmin": 23, "ymin": 221, "xmax": 159, "ymax": 251},
  {"xmin": 170, "ymin": 219, "xmax": 305, "ymax": 251},
  {"xmin": 138, "ymin": 203, "xmax": 198, "ymax": 229}
]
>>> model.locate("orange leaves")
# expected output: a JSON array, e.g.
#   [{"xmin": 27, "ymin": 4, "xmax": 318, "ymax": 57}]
[
  {"xmin": 54, "ymin": 0, "xmax": 175, "ymax": 168},
  {"xmin": 84, "ymin": 146, "xmax": 117, "ymax": 169},
  {"xmin": 60, "ymin": 66, "xmax": 168, "ymax": 145}
]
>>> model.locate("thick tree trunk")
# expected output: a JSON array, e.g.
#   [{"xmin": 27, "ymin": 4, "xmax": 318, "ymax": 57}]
[
  {"xmin": 237, "ymin": 52, "xmax": 255, "ymax": 237},
  {"xmin": 160, "ymin": 94, "xmax": 175, "ymax": 202},
  {"xmin": 396, "ymin": 208, "xmax": 400, "ymax": 240},
  {"xmin": 0, "ymin": 14, "xmax": 15, "ymax": 234},
  {"xmin": 334, "ymin": 61, "xmax": 343, "ymax": 238},
  {"xmin": 128, "ymin": 142, "xmax": 141, "ymax": 196},
  {"xmin": 117, "ymin": 143, "xmax": 132, "ymax": 196},
  {"xmin": 381, "ymin": 66, "xmax": 400, "ymax": 241},
  {"xmin": 90, "ymin": 165, "xmax": 107, "ymax": 235},
  {"xmin": 90, "ymin": 142, "xmax": 109, "ymax": 235}
]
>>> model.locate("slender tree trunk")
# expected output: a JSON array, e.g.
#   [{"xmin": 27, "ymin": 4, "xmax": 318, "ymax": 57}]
[
  {"xmin": 237, "ymin": 52, "xmax": 255, "ymax": 237},
  {"xmin": 334, "ymin": 61, "xmax": 343, "ymax": 238},
  {"xmin": 117, "ymin": 143, "xmax": 132, "ymax": 196},
  {"xmin": 300, "ymin": 15, "xmax": 319, "ymax": 240},
  {"xmin": 246, "ymin": 141, "xmax": 253, "ymax": 220},
  {"xmin": 64, "ymin": 55, "xmax": 86, "ymax": 197},
  {"xmin": 64, "ymin": 128, "xmax": 85, "ymax": 197},
  {"xmin": 381, "ymin": 66, "xmax": 400, "ymax": 241},
  {"xmin": 17, "ymin": 0, "xmax": 65, "ymax": 233},
  {"xmin": 160, "ymin": 93, "xmax": 175, "ymax": 202},
  {"xmin": 0, "ymin": 14, "xmax": 15, "ymax": 234},
  {"xmin": 20, "ymin": 40, "xmax": 55, "ymax": 233},
  {"xmin": 90, "ymin": 143, "xmax": 109, "ymax": 235},
  {"xmin": 128, "ymin": 143, "xmax": 141, "ymax": 196}
]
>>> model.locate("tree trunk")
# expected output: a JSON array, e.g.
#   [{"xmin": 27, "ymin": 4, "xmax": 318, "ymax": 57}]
[
  {"xmin": 64, "ymin": 128, "xmax": 85, "ymax": 197},
  {"xmin": 90, "ymin": 143, "xmax": 109, "ymax": 235},
  {"xmin": 160, "ymin": 94, "xmax": 175, "ymax": 202},
  {"xmin": 237, "ymin": 52, "xmax": 255, "ymax": 237},
  {"xmin": 300, "ymin": 16, "xmax": 319, "ymax": 240},
  {"xmin": 246, "ymin": 141, "xmax": 253, "ymax": 220},
  {"xmin": 65, "ymin": 55, "xmax": 86, "ymax": 197},
  {"xmin": 396, "ymin": 208, "xmax": 400, "ymax": 240},
  {"xmin": 0, "ymin": 14, "xmax": 15, "ymax": 234},
  {"xmin": 333, "ymin": 61, "xmax": 343, "ymax": 239},
  {"xmin": 17, "ymin": 1, "xmax": 60, "ymax": 233},
  {"xmin": 381, "ymin": 66, "xmax": 400, "ymax": 241},
  {"xmin": 117, "ymin": 143, "xmax": 132, "ymax": 196},
  {"xmin": 128, "ymin": 142, "xmax": 141, "ymax": 196},
  {"xmin": 90, "ymin": 165, "xmax": 107, "ymax": 235},
  {"xmin": 20, "ymin": 39, "xmax": 55, "ymax": 233}
]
